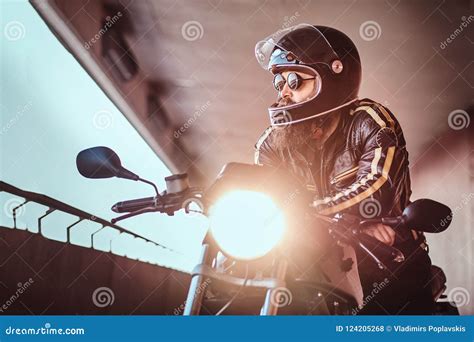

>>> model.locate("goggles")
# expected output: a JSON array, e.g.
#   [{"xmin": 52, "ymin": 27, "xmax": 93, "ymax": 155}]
[{"xmin": 273, "ymin": 72, "xmax": 317, "ymax": 92}]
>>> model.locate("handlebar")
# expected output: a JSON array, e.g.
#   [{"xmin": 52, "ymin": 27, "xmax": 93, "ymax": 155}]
[
  {"xmin": 112, "ymin": 196, "xmax": 158, "ymax": 213},
  {"xmin": 110, "ymin": 187, "xmax": 205, "ymax": 223},
  {"xmin": 326, "ymin": 213, "xmax": 406, "ymax": 270}
]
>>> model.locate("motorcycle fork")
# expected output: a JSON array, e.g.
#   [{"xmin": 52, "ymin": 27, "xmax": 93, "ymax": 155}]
[
  {"xmin": 260, "ymin": 259, "xmax": 288, "ymax": 315},
  {"xmin": 183, "ymin": 243, "xmax": 212, "ymax": 315}
]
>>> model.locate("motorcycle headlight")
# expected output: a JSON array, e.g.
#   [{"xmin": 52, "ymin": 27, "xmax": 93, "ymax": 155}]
[{"xmin": 209, "ymin": 190, "xmax": 286, "ymax": 261}]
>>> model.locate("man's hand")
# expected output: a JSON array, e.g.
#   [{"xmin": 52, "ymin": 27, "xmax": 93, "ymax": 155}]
[{"xmin": 363, "ymin": 223, "xmax": 396, "ymax": 246}]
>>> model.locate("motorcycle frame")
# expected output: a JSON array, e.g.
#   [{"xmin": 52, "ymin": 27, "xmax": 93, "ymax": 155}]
[{"xmin": 183, "ymin": 235, "xmax": 289, "ymax": 316}]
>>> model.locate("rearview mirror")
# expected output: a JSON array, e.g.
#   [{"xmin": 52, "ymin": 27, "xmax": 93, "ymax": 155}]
[
  {"xmin": 402, "ymin": 199, "xmax": 452, "ymax": 233},
  {"xmin": 76, "ymin": 146, "xmax": 139, "ymax": 181}
]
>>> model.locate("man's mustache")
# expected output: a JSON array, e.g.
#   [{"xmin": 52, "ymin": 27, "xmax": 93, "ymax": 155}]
[{"xmin": 276, "ymin": 96, "xmax": 296, "ymax": 107}]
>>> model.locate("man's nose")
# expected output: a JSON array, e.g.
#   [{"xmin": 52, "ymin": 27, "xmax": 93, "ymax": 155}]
[{"xmin": 280, "ymin": 82, "xmax": 292, "ymax": 98}]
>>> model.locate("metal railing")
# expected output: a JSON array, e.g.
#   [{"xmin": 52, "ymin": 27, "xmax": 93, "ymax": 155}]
[{"xmin": 0, "ymin": 181, "xmax": 183, "ymax": 267}]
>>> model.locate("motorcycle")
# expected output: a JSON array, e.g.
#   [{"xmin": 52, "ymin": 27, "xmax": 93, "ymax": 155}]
[{"xmin": 76, "ymin": 146, "xmax": 454, "ymax": 315}]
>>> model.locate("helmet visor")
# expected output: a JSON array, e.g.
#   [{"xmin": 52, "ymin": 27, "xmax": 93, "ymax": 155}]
[{"xmin": 255, "ymin": 24, "xmax": 340, "ymax": 71}]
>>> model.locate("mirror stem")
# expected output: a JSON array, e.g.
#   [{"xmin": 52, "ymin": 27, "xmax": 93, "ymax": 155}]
[{"xmin": 138, "ymin": 178, "xmax": 160, "ymax": 197}]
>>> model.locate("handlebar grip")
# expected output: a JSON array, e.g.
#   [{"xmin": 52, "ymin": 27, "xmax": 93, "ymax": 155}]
[{"xmin": 111, "ymin": 196, "xmax": 157, "ymax": 213}]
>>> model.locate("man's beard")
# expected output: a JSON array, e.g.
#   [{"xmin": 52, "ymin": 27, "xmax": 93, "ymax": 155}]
[
  {"xmin": 272, "ymin": 120, "xmax": 313, "ymax": 151},
  {"xmin": 272, "ymin": 97, "xmax": 334, "ymax": 152}
]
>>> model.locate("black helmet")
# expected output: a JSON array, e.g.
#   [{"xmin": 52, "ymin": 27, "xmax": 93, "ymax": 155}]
[{"xmin": 255, "ymin": 24, "xmax": 361, "ymax": 126}]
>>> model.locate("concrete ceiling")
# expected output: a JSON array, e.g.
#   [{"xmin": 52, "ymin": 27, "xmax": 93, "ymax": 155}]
[{"xmin": 34, "ymin": 0, "xmax": 473, "ymax": 185}]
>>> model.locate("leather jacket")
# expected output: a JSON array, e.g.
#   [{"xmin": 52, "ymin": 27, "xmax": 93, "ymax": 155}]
[{"xmin": 254, "ymin": 98, "xmax": 412, "ymax": 219}]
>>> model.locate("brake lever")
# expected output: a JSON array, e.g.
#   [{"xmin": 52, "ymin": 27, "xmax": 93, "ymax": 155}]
[
  {"xmin": 330, "ymin": 229, "xmax": 397, "ymax": 270},
  {"xmin": 357, "ymin": 240, "xmax": 388, "ymax": 270},
  {"xmin": 356, "ymin": 233, "xmax": 405, "ymax": 263},
  {"xmin": 111, "ymin": 206, "xmax": 159, "ymax": 224},
  {"xmin": 326, "ymin": 217, "xmax": 405, "ymax": 270}
]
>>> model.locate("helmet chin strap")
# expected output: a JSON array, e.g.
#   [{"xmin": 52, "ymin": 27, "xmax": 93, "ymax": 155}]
[{"xmin": 272, "ymin": 98, "xmax": 359, "ymax": 126}]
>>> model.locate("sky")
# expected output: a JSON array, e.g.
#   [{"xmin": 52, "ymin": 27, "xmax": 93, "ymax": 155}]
[{"xmin": 0, "ymin": 0, "xmax": 208, "ymax": 272}]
